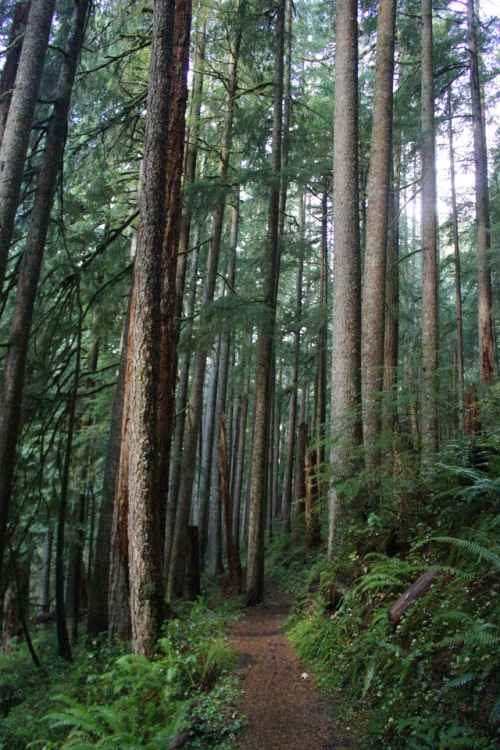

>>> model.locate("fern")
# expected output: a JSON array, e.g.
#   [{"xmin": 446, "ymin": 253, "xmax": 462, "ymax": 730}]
[{"xmin": 413, "ymin": 535, "xmax": 500, "ymax": 571}]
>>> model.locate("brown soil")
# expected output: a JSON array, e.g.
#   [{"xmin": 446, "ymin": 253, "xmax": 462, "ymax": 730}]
[{"xmin": 229, "ymin": 585, "xmax": 354, "ymax": 750}]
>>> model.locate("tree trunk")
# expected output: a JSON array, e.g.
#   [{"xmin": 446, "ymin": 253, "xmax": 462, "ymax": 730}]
[
  {"xmin": 467, "ymin": 0, "xmax": 495, "ymax": 384},
  {"xmin": 282, "ymin": 193, "xmax": 304, "ymax": 531},
  {"xmin": 361, "ymin": 0, "xmax": 396, "ymax": 463},
  {"xmin": 232, "ymin": 334, "xmax": 252, "ymax": 550},
  {"xmin": 38, "ymin": 528, "xmax": 52, "ymax": 615},
  {"xmin": 0, "ymin": 0, "xmax": 89, "ymax": 590},
  {"xmin": 295, "ymin": 421, "xmax": 308, "ymax": 529},
  {"xmin": 87, "ymin": 285, "xmax": 132, "ymax": 636},
  {"xmin": 56, "ymin": 296, "xmax": 84, "ymax": 662},
  {"xmin": 66, "ymin": 333, "xmax": 99, "ymax": 644},
  {"xmin": 220, "ymin": 413, "xmax": 243, "ymax": 593},
  {"xmin": 328, "ymin": 0, "xmax": 362, "ymax": 556},
  {"xmin": 420, "ymin": 0, "xmax": 439, "ymax": 459},
  {"xmin": 246, "ymin": 0, "xmax": 285, "ymax": 606},
  {"xmin": 166, "ymin": 0, "xmax": 246, "ymax": 602},
  {"xmin": 447, "ymin": 90, "xmax": 465, "ymax": 431},
  {"xmin": 193, "ymin": 340, "xmax": 220, "ymax": 573},
  {"xmin": 165, "ymin": 228, "xmax": 200, "ymax": 580},
  {"xmin": 157, "ymin": 0, "xmax": 192, "ymax": 553},
  {"xmin": 126, "ymin": 0, "xmax": 175, "ymax": 658},
  {"xmin": 382, "ymin": 142, "xmax": 400, "ymax": 432},
  {"xmin": 163, "ymin": 14, "xmax": 206, "ymax": 578},
  {"xmin": 0, "ymin": 0, "xmax": 56, "ymax": 297},
  {"xmin": 305, "ymin": 448, "xmax": 321, "ymax": 551},
  {"xmin": 0, "ymin": 2, "xmax": 31, "ymax": 147}
]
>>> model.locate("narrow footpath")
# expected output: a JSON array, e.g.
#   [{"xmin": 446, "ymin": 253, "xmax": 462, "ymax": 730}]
[{"xmin": 230, "ymin": 585, "xmax": 352, "ymax": 750}]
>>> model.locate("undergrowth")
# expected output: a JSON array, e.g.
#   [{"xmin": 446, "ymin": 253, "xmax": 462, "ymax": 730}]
[
  {"xmin": 270, "ymin": 436, "xmax": 500, "ymax": 749},
  {"xmin": 0, "ymin": 596, "xmax": 243, "ymax": 750}
]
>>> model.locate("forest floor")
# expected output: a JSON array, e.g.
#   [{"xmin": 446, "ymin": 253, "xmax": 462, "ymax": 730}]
[{"xmin": 229, "ymin": 584, "xmax": 355, "ymax": 750}]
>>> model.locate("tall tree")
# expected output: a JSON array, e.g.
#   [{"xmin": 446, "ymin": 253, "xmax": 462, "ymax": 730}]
[
  {"xmin": 126, "ymin": 0, "xmax": 175, "ymax": 658},
  {"xmin": 420, "ymin": 0, "xmax": 439, "ymax": 458},
  {"xmin": 246, "ymin": 0, "xmax": 285, "ymax": 606},
  {"xmin": 0, "ymin": 0, "xmax": 89, "ymax": 588},
  {"xmin": 0, "ymin": 0, "xmax": 56, "ymax": 298},
  {"xmin": 328, "ymin": 0, "xmax": 362, "ymax": 555},
  {"xmin": 361, "ymin": 0, "xmax": 397, "ymax": 462},
  {"xmin": 0, "ymin": 2, "xmax": 31, "ymax": 147},
  {"xmin": 467, "ymin": 0, "xmax": 495, "ymax": 384}
]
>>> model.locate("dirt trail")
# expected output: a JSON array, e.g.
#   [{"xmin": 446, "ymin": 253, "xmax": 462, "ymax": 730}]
[{"xmin": 230, "ymin": 585, "xmax": 351, "ymax": 750}]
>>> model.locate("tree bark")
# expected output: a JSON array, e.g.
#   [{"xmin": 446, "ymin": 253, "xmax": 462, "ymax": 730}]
[
  {"xmin": 38, "ymin": 528, "xmax": 52, "ymax": 615},
  {"xmin": 420, "ymin": 0, "xmax": 439, "ymax": 459},
  {"xmin": 361, "ymin": 0, "xmax": 396, "ymax": 463},
  {"xmin": 0, "ymin": 2, "xmax": 31, "ymax": 148},
  {"xmin": 220, "ymin": 413, "xmax": 243, "ymax": 593},
  {"xmin": 467, "ymin": 0, "xmax": 495, "ymax": 384},
  {"xmin": 0, "ymin": 0, "xmax": 89, "ymax": 589},
  {"xmin": 0, "ymin": 0, "xmax": 56, "ymax": 297},
  {"xmin": 282, "ymin": 193, "xmax": 304, "ymax": 531},
  {"xmin": 126, "ymin": 0, "xmax": 175, "ymax": 658},
  {"xmin": 246, "ymin": 0, "xmax": 285, "ymax": 605},
  {"xmin": 382, "ymin": 142, "xmax": 400, "ymax": 432},
  {"xmin": 447, "ymin": 90, "xmax": 465, "ymax": 431},
  {"xmin": 328, "ymin": 0, "xmax": 362, "ymax": 556},
  {"xmin": 157, "ymin": 0, "xmax": 192, "ymax": 554}
]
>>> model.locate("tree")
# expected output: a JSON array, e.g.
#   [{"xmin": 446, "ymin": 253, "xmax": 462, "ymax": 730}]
[
  {"xmin": 0, "ymin": 0, "xmax": 56, "ymax": 299},
  {"xmin": 125, "ymin": 0, "xmax": 175, "ymax": 658},
  {"xmin": 328, "ymin": 0, "xmax": 362, "ymax": 555},
  {"xmin": 361, "ymin": 0, "xmax": 397, "ymax": 463},
  {"xmin": 420, "ymin": 0, "xmax": 439, "ymax": 459},
  {"xmin": 467, "ymin": 0, "xmax": 495, "ymax": 384},
  {"xmin": 0, "ymin": 0, "xmax": 89, "ymax": 590},
  {"xmin": 246, "ymin": 0, "xmax": 285, "ymax": 606}
]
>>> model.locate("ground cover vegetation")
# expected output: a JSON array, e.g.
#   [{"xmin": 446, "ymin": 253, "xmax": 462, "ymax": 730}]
[{"xmin": 0, "ymin": 0, "xmax": 499, "ymax": 746}]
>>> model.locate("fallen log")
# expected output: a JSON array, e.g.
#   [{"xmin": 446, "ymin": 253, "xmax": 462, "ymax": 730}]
[{"xmin": 388, "ymin": 569, "xmax": 439, "ymax": 627}]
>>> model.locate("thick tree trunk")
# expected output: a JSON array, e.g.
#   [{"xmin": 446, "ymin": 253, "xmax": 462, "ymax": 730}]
[
  {"xmin": 246, "ymin": 0, "xmax": 285, "ymax": 605},
  {"xmin": 166, "ymin": 0, "xmax": 246, "ymax": 602},
  {"xmin": 0, "ymin": 2, "xmax": 31, "ymax": 147},
  {"xmin": 328, "ymin": 0, "xmax": 362, "ymax": 556},
  {"xmin": 157, "ymin": 0, "xmax": 192, "ymax": 553},
  {"xmin": 447, "ymin": 91, "xmax": 465, "ymax": 431},
  {"xmin": 0, "ymin": 0, "xmax": 89, "ymax": 590},
  {"xmin": 467, "ymin": 0, "xmax": 495, "ymax": 384},
  {"xmin": 126, "ymin": 0, "xmax": 175, "ymax": 658},
  {"xmin": 420, "ymin": 0, "xmax": 439, "ymax": 459},
  {"xmin": 361, "ymin": 0, "xmax": 396, "ymax": 463},
  {"xmin": 0, "ymin": 0, "xmax": 56, "ymax": 297}
]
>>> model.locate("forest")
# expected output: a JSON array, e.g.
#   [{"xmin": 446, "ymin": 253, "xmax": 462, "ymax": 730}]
[{"xmin": 0, "ymin": 0, "xmax": 499, "ymax": 747}]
